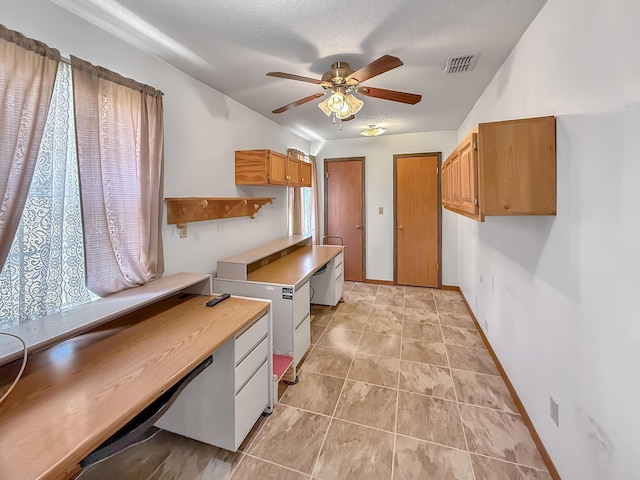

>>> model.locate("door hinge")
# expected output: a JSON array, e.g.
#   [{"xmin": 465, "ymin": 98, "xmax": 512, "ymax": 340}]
[
  {"xmin": 325, "ymin": 171, "xmax": 329, "ymax": 179},
  {"xmin": 267, "ymin": 174, "xmax": 270, "ymax": 182},
  {"xmin": 474, "ymin": 197, "xmax": 479, "ymax": 206},
  {"xmin": 473, "ymin": 141, "xmax": 478, "ymax": 150},
  {"xmin": 436, "ymin": 166, "xmax": 439, "ymax": 174}
]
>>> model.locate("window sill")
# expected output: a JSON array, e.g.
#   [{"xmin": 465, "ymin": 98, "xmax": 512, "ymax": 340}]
[{"xmin": 0, "ymin": 272, "xmax": 212, "ymax": 365}]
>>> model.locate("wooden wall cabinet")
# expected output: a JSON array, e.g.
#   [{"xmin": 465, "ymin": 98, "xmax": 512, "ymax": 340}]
[
  {"xmin": 235, "ymin": 149, "xmax": 311, "ymax": 187},
  {"xmin": 235, "ymin": 149, "xmax": 287, "ymax": 185},
  {"xmin": 442, "ymin": 116, "xmax": 556, "ymax": 221}
]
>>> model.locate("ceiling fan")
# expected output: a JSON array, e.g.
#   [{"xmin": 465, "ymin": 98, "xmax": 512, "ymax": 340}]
[{"xmin": 267, "ymin": 55, "xmax": 422, "ymax": 122}]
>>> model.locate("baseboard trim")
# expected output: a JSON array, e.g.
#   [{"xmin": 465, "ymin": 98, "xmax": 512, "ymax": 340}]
[
  {"xmin": 441, "ymin": 284, "xmax": 460, "ymax": 291},
  {"xmin": 456, "ymin": 288, "xmax": 561, "ymax": 480},
  {"xmin": 364, "ymin": 279, "xmax": 395, "ymax": 286}
]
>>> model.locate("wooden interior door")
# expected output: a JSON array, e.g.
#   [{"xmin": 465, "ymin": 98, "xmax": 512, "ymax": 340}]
[
  {"xmin": 395, "ymin": 154, "xmax": 440, "ymax": 287},
  {"xmin": 325, "ymin": 158, "xmax": 364, "ymax": 282}
]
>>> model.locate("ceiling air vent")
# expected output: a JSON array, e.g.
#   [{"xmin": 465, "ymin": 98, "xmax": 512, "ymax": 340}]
[{"xmin": 445, "ymin": 54, "xmax": 478, "ymax": 74}]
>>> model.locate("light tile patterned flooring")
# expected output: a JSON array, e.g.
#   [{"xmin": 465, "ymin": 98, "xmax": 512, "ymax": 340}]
[{"xmin": 80, "ymin": 283, "xmax": 552, "ymax": 480}]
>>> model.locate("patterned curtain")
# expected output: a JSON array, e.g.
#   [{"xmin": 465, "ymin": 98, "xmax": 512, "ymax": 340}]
[
  {"xmin": 0, "ymin": 24, "xmax": 60, "ymax": 273},
  {"xmin": 0, "ymin": 63, "xmax": 94, "ymax": 327},
  {"xmin": 71, "ymin": 56, "xmax": 165, "ymax": 297}
]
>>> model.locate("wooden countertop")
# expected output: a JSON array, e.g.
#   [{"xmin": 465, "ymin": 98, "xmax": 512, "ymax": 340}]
[
  {"xmin": 247, "ymin": 245, "xmax": 343, "ymax": 286},
  {"xmin": 0, "ymin": 294, "xmax": 270, "ymax": 480},
  {"xmin": 218, "ymin": 235, "xmax": 310, "ymax": 265}
]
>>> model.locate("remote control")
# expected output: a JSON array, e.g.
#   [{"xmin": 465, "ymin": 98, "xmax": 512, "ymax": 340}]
[{"xmin": 205, "ymin": 293, "xmax": 230, "ymax": 307}]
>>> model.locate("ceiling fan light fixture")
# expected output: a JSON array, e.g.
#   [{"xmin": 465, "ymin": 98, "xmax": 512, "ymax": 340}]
[
  {"xmin": 335, "ymin": 101, "xmax": 353, "ymax": 120},
  {"xmin": 327, "ymin": 90, "xmax": 346, "ymax": 113},
  {"xmin": 360, "ymin": 124, "xmax": 387, "ymax": 137},
  {"xmin": 317, "ymin": 97, "xmax": 332, "ymax": 116},
  {"xmin": 344, "ymin": 94, "xmax": 364, "ymax": 115}
]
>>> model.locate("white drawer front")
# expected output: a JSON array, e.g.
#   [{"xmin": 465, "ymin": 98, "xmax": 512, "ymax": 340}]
[
  {"xmin": 293, "ymin": 281, "xmax": 310, "ymax": 326},
  {"xmin": 235, "ymin": 313, "xmax": 268, "ymax": 364},
  {"xmin": 235, "ymin": 360, "xmax": 269, "ymax": 448},
  {"xmin": 294, "ymin": 315, "xmax": 311, "ymax": 365},
  {"xmin": 235, "ymin": 336, "xmax": 269, "ymax": 394},
  {"xmin": 334, "ymin": 274, "xmax": 344, "ymax": 303},
  {"xmin": 334, "ymin": 252, "xmax": 343, "ymax": 279}
]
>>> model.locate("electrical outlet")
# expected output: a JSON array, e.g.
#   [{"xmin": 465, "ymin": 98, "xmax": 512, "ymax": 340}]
[
  {"xmin": 378, "ymin": 207, "xmax": 383, "ymax": 214},
  {"xmin": 550, "ymin": 397, "xmax": 559, "ymax": 427},
  {"xmin": 178, "ymin": 224, "xmax": 187, "ymax": 238}
]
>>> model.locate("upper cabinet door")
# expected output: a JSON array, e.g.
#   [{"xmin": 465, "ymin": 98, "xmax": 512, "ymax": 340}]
[
  {"xmin": 299, "ymin": 162, "xmax": 312, "ymax": 187},
  {"xmin": 267, "ymin": 151, "xmax": 288, "ymax": 185},
  {"xmin": 286, "ymin": 157, "xmax": 300, "ymax": 186},
  {"xmin": 458, "ymin": 132, "xmax": 479, "ymax": 215}
]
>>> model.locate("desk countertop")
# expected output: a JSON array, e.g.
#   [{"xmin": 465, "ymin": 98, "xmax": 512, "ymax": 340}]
[
  {"xmin": 247, "ymin": 245, "xmax": 343, "ymax": 286},
  {"xmin": 0, "ymin": 294, "xmax": 269, "ymax": 480}
]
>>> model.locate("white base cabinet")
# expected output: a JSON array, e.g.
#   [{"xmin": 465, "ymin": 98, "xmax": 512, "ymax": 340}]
[
  {"xmin": 155, "ymin": 311, "xmax": 272, "ymax": 452},
  {"xmin": 310, "ymin": 251, "xmax": 344, "ymax": 306},
  {"xmin": 213, "ymin": 279, "xmax": 311, "ymax": 370}
]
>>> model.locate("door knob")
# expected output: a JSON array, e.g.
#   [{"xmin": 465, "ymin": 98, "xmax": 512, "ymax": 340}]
[
  {"xmin": 398, "ymin": 225, "xmax": 404, "ymax": 230},
  {"xmin": 355, "ymin": 224, "xmax": 361, "ymax": 229}
]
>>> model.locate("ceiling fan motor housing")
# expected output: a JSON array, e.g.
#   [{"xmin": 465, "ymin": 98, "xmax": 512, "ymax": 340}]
[{"xmin": 322, "ymin": 62, "xmax": 358, "ymax": 91}]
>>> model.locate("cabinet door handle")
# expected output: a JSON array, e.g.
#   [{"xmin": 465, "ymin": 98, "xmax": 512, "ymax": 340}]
[
  {"xmin": 398, "ymin": 225, "xmax": 404, "ymax": 230},
  {"xmin": 355, "ymin": 224, "xmax": 361, "ymax": 229}
]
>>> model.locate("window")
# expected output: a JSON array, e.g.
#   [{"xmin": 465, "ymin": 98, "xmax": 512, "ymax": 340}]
[
  {"xmin": 302, "ymin": 168, "xmax": 312, "ymax": 237},
  {"xmin": 0, "ymin": 63, "xmax": 95, "ymax": 328}
]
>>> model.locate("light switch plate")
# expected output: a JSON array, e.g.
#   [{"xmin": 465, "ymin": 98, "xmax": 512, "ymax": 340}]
[{"xmin": 378, "ymin": 207, "xmax": 383, "ymax": 214}]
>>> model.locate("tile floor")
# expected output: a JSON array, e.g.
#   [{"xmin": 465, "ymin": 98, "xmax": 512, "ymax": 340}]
[{"xmin": 79, "ymin": 283, "xmax": 552, "ymax": 480}]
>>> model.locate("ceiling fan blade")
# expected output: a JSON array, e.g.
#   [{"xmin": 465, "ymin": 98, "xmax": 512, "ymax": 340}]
[
  {"xmin": 267, "ymin": 71, "xmax": 328, "ymax": 85},
  {"xmin": 357, "ymin": 86, "xmax": 422, "ymax": 105},
  {"xmin": 272, "ymin": 92, "xmax": 325, "ymax": 114},
  {"xmin": 346, "ymin": 55, "xmax": 404, "ymax": 83}
]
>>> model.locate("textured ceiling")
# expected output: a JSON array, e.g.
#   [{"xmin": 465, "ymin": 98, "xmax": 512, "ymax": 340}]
[{"xmin": 52, "ymin": 0, "xmax": 547, "ymax": 141}]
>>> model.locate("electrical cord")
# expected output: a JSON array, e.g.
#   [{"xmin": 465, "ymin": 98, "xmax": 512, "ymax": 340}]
[{"xmin": 0, "ymin": 332, "xmax": 28, "ymax": 405}]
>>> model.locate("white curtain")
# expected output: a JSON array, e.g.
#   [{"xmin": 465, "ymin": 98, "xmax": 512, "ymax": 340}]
[{"xmin": 0, "ymin": 63, "xmax": 94, "ymax": 327}]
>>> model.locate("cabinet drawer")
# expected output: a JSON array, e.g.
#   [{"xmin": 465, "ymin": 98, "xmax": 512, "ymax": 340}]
[
  {"xmin": 235, "ymin": 336, "xmax": 268, "ymax": 394},
  {"xmin": 235, "ymin": 360, "xmax": 269, "ymax": 447},
  {"xmin": 294, "ymin": 315, "xmax": 311, "ymax": 366},
  {"xmin": 334, "ymin": 253, "xmax": 343, "ymax": 279},
  {"xmin": 235, "ymin": 314, "xmax": 268, "ymax": 364},
  {"xmin": 334, "ymin": 274, "xmax": 344, "ymax": 303},
  {"xmin": 293, "ymin": 281, "xmax": 310, "ymax": 326}
]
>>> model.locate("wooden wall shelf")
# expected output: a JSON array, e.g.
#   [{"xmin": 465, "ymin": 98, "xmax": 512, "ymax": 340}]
[{"xmin": 165, "ymin": 197, "xmax": 274, "ymax": 227}]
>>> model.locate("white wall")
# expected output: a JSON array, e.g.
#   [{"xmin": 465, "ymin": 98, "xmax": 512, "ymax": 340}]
[
  {"xmin": 457, "ymin": 0, "xmax": 640, "ymax": 479},
  {"xmin": 3, "ymin": 0, "xmax": 309, "ymax": 277},
  {"xmin": 312, "ymin": 131, "xmax": 459, "ymax": 285}
]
